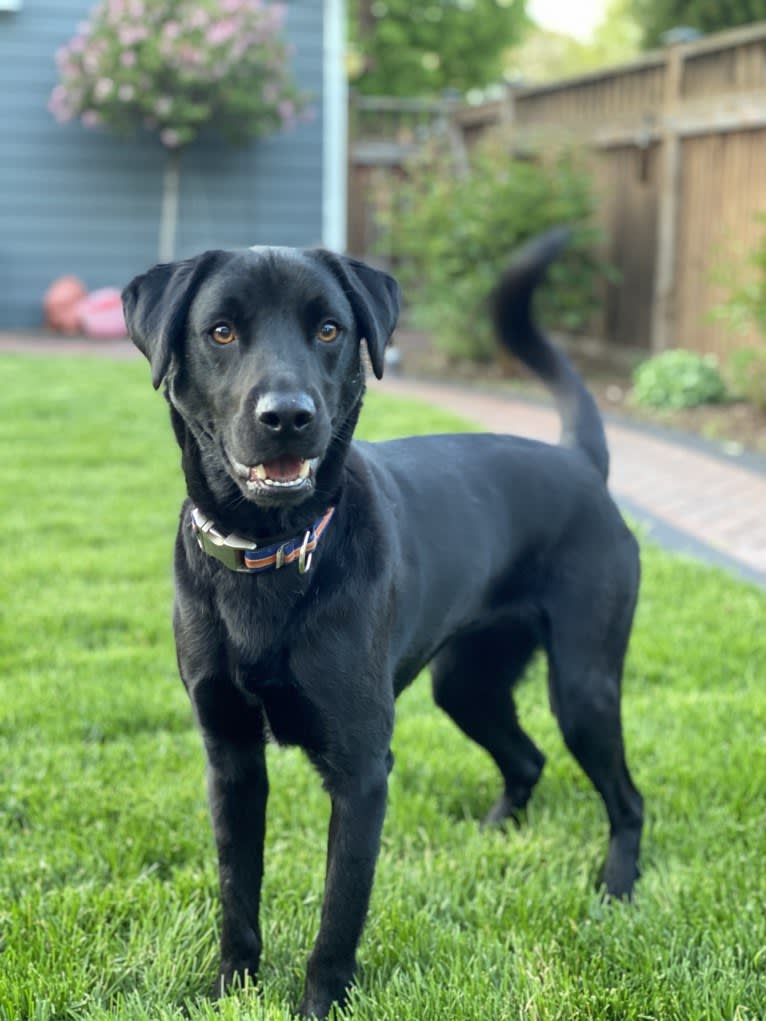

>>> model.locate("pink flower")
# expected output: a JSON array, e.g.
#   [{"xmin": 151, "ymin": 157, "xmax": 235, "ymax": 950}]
[
  {"xmin": 160, "ymin": 128, "xmax": 181, "ymax": 148},
  {"xmin": 207, "ymin": 19, "xmax": 237, "ymax": 45},
  {"xmin": 118, "ymin": 24, "xmax": 147, "ymax": 46},
  {"xmin": 269, "ymin": 4, "xmax": 286, "ymax": 29},
  {"xmin": 48, "ymin": 85, "xmax": 72, "ymax": 123},
  {"xmin": 81, "ymin": 110, "xmax": 102, "ymax": 127},
  {"xmin": 178, "ymin": 44, "xmax": 202, "ymax": 66},
  {"xmin": 94, "ymin": 77, "xmax": 114, "ymax": 100}
]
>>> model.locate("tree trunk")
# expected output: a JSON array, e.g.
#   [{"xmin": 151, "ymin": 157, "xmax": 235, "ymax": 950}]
[{"xmin": 158, "ymin": 146, "xmax": 182, "ymax": 263}]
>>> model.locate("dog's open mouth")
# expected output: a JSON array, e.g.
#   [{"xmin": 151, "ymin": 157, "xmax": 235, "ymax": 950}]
[
  {"xmin": 249, "ymin": 456, "xmax": 313, "ymax": 489},
  {"xmin": 229, "ymin": 452, "xmax": 319, "ymax": 493}
]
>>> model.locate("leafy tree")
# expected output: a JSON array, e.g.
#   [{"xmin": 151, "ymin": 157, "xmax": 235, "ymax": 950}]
[
  {"xmin": 348, "ymin": 0, "xmax": 528, "ymax": 97},
  {"xmin": 50, "ymin": 0, "xmax": 307, "ymax": 259},
  {"xmin": 505, "ymin": 0, "xmax": 641, "ymax": 83},
  {"xmin": 631, "ymin": 0, "xmax": 766, "ymax": 48}
]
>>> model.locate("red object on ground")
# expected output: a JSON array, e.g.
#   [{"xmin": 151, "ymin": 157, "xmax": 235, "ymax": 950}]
[
  {"xmin": 43, "ymin": 276, "xmax": 87, "ymax": 334},
  {"xmin": 77, "ymin": 288, "xmax": 128, "ymax": 339}
]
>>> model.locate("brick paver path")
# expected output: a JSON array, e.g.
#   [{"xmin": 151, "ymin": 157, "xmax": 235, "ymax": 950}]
[
  {"xmin": 3, "ymin": 334, "xmax": 765, "ymax": 584},
  {"xmin": 373, "ymin": 377, "xmax": 766, "ymax": 583}
]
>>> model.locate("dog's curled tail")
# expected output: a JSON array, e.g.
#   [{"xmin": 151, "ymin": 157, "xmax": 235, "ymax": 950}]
[{"xmin": 490, "ymin": 228, "xmax": 609, "ymax": 482}]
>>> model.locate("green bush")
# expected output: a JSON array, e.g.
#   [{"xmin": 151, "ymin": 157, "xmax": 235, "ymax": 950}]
[
  {"xmin": 726, "ymin": 346, "xmax": 766, "ymax": 409},
  {"xmin": 377, "ymin": 134, "xmax": 614, "ymax": 362},
  {"xmin": 713, "ymin": 213, "xmax": 766, "ymax": 337},
  {"xmin": 711, "ymin": 213, "xmax": 766, "ymax": 409},
  {"xmin": 632, "ymin": 350, "xmax": 727, "ymax": 410}
]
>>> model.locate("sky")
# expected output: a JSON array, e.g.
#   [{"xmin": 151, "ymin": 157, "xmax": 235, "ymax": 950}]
[{"xmin": 528, "ymin": 0, "xmax": 609, "ymax": 41}]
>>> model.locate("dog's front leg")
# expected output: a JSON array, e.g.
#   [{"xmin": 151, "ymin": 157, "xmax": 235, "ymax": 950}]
[
  {"xmin": 204, "ymin": 731, "xmax": 269, "ymax": 994},
  {"xmin": 299, "ymin": 757, "xmax": 390, "ymax": 1019},
  {"xmin": 175, "ymin": 591, "xmax": 269, "ymax": 992}
]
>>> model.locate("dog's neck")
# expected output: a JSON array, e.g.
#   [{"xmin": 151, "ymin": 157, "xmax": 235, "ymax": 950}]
[{"xmin": 168, "ymin": 395, "xmax": 363, "ymax": 544}]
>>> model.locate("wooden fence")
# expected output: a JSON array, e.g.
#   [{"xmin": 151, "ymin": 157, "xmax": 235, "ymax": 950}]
[{"xmin": 349, "ymin": 22, "xmax": 766, "ymax": 358}]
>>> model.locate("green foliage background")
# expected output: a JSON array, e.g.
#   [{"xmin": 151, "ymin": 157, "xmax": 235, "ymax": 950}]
[
  {"xmin": 348, "ymin": 0, "xmax": 527, "ymax": 97},
  {"xmin": 379, "ymin": 136, "xmax": 612, "ymax": 362},
  {"xmin": 631, "ymin": 0, "xmax": 766, "ymax": 47},
  {"xmin": 711, "ymin": 219, "xmax": 766, "ymax": 409}
]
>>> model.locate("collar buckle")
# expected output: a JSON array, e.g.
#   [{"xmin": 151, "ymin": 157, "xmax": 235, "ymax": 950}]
[
  {"xmin": 297, "ymin": 530, "xmax": 313, "ymax": 574},
  {"xmin": 190, "ymin": 507, "xmax": 258, "ymax": 572}
]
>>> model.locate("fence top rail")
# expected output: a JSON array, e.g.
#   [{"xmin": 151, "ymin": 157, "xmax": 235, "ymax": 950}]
[
  {"xmin": 351, "ymin": 95, "xmax": 454, "ymax": 114},
  {"xmin": 677, "ymin": 19, "xmax": 766, "ymax": 57},
  {"xmin": 512, "ymin": 53, "xmax": 666, "ymax": 100}
]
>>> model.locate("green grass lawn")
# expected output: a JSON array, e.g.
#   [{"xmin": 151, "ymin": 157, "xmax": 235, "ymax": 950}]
[{"xmin": 1, "ymin": 354, "xmax": 765, "ymax": 1021}]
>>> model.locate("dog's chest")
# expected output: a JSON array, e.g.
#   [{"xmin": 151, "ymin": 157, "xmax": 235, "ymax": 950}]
[
  {"xmin": 213, "ymin": 570, "xmax": 298, "ymax": 662},
  {"xmin": 214, "ymin": 587, "xmax": 324, "ymax": 751},
  {"xmin": 231, "ymin": 654, "xmax": 323, "ymax": 751}
]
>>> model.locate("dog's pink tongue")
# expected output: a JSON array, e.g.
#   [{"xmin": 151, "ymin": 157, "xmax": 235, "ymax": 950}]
[{"xmin": 258, "ymin": 456, "xmax": 304, "ymax": 482}]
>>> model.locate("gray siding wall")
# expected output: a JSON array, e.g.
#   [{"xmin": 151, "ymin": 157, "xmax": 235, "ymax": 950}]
[{"xmin": 0, "ymin": 1, "xmax": 326, "ymax": 327}]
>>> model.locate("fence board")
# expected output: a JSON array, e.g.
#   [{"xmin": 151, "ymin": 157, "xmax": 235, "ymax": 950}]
[{"xmin": 676, "ymin": 130, "xmax": 766, "ymax": 357}]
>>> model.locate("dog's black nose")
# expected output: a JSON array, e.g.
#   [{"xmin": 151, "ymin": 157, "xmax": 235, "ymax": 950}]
[{"xmin": 256, "ymin": 392, "xmax": 316, "ymax": 434}]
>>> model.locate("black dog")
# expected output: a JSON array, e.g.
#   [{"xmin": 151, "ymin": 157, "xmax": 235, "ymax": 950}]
[{"xmin": 123, "ymin": 229, "xmax": 643, "ymax": 1018}]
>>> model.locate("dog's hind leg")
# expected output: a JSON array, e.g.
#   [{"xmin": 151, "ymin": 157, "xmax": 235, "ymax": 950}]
[
  {"xmin": 431, "ymin": 621, "xmax": 546, "ymax": 827},
  {"xmin": 544, "ymin": 587, "xmax": 643, "ymax": 899}
]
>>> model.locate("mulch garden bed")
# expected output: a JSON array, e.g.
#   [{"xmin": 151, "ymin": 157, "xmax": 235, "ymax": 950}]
[{"xmin": 393, "ymin": 328, "xmax": 766, "ymax": 458}]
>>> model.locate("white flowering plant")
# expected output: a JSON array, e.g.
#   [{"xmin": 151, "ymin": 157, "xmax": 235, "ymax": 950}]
[{"xmin": 49, "ymin": 0, "xmax": 308, "ymax": 150}]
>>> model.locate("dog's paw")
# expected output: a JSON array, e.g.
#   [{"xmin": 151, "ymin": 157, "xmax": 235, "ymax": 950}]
[
  {"xmin": 597, "ymin": 858, "xmax": 641, "ymax": 901},
  {"xmin": 298, "ymin": 987, "xmax": 350, "ymax": 1020},
  {"xmin": 597, "ymin": 826, "xmax": 642, "ymax": 900},
  {"xmin": 299, "ymin": 962, "xmax": 353, "ymax": 1019},
  {"xmin": 480, "ymin": 792, "xmax": 527, "ymax": 830}
]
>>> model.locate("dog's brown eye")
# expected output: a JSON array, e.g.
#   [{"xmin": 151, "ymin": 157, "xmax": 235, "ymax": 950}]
[
  {"xmin": 317, "ymin": 321, "xmax": 340, "ymax": 344},
  {"xmin": 211, "ymin": 323, "xmax": 236, "ymax": 345}
]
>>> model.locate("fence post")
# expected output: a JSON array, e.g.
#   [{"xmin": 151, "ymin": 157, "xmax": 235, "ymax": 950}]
[
  {"xmin": 651, "ymin": 44, "xmax": 684, "ymax": 352},
  {"xmin": 440, "ymin": 97, "xmax": 469, "ymax": 178}
]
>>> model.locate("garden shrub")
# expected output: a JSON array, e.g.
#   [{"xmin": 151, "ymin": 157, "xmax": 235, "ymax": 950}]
[
  {"xmin": 713, "ymin": 213, "xmax": 766, "ymax": 335},
  {"xmin": 632, "ymin": 350, "xmax": 727, "ymax": 410},
  {"xmin": 711, "ymin": 216, "xmax": 766, "ymax": 409},
  {"xmin": 377, "ymin": 133, "xmax": 614, "ymax": 362},
  {"xmin": 726, "ymin": 347, "xmax": 766, "ymax": 409}
]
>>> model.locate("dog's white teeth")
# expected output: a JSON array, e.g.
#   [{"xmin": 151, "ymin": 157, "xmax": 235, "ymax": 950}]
[{"xmin": 247, "ymin": 459, "xmax": 311, "ymax": 487}]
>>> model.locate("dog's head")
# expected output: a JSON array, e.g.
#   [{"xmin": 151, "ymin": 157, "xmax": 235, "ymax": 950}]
[{"xmin": 123, "ymin": 247, "xmax": 399, "ymax": 508}]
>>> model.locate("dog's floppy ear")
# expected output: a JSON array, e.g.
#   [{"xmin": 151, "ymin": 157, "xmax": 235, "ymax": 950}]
[
  {"xmin": 122, "ymin": 251, "xmax": 222, "ymax": 389},
  {"xmin": 314, "ymin": 252, "xmax": 400, "ymax": 379}
]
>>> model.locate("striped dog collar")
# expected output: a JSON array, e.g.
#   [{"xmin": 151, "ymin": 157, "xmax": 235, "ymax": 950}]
[{"xmin": 190, "ymin": 505, "xmax": 335, "ymax": 575}]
